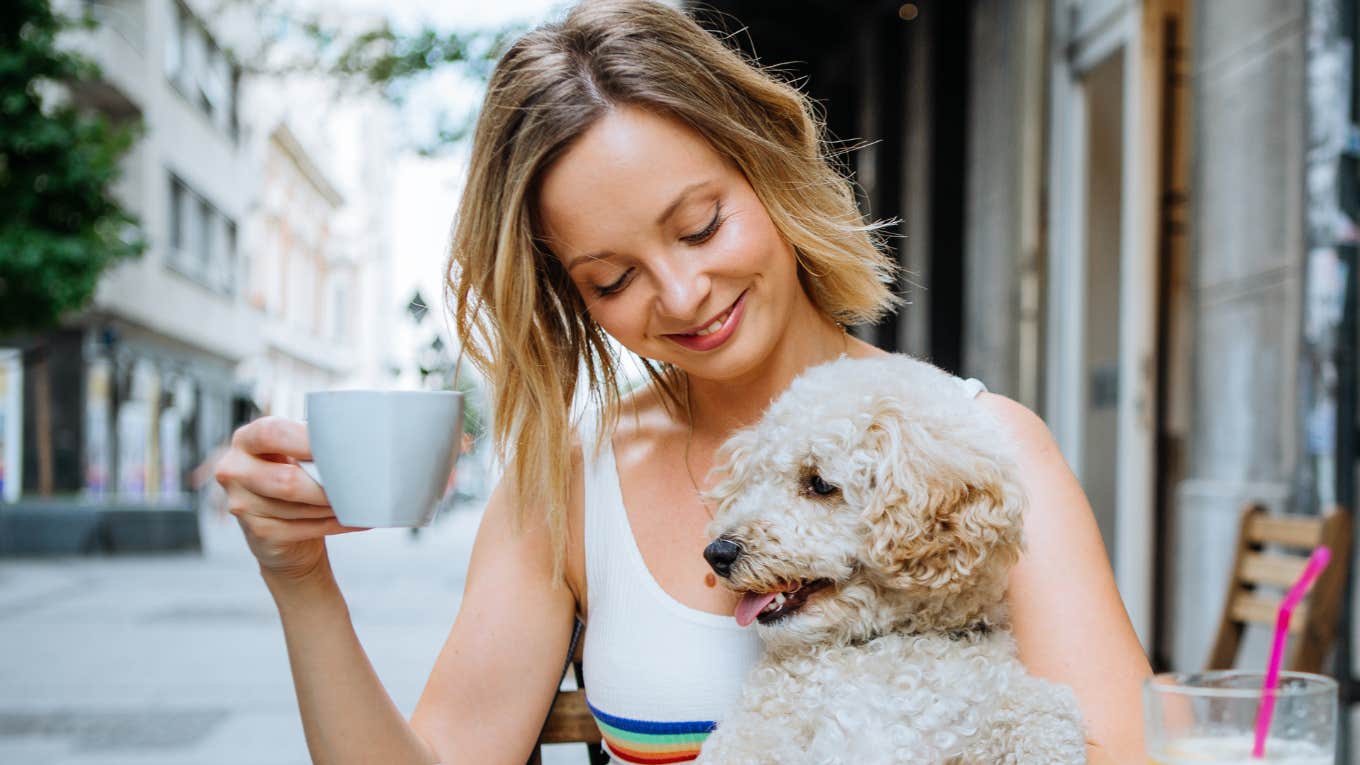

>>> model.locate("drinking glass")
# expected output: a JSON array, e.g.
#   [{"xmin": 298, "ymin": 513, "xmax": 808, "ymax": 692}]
[{"xmin": 1144, "ymin": 671, "xmax": 1336, "ymax": 764}]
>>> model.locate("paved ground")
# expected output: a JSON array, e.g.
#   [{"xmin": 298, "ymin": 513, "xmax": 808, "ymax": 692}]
[
  {"xmin": 0, "ymin": 501, "xmax": 589, "ymax": 765},
  {"xmin": 6, "ymin": 502, "xmax": 1358, "ymax": 764}
]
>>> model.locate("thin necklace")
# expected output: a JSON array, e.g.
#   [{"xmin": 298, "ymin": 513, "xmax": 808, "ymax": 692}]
[{"xmin": 681, "ymin": 327, "xmax": 850, "ymax": 516}]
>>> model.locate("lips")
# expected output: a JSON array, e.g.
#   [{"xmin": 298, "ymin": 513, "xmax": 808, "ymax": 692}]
[{"xmin": 665, "ymin": 290, "xmax": 747, "ymax": 352}]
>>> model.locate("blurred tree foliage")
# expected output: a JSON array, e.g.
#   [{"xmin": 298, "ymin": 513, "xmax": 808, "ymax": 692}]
[
  {"xmin": 230, "ymin": 0, "xmax": 533, "ymax": 152},
  {"xmin": 0, "ymin": 0, "xmax": 145, "ymax": 334}
]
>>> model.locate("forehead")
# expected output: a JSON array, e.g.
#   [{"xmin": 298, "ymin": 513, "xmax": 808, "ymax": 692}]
[{"xmin": 536, "ymin": 106, "xmax": 731, "ymax": 252}]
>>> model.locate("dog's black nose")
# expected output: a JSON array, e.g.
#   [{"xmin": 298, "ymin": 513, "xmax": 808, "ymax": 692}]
[{"xmin": 703, "ymin": 538, "xmax": 742, "ymax": 578}]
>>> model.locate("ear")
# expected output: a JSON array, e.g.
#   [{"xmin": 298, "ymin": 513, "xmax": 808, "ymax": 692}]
[{"xmin": 855, "ymin": 402, "xmax": 1026, "ymax": 594}]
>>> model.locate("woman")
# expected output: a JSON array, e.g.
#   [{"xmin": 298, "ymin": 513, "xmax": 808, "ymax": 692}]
[{"xmin": 214, "ymin": 1, "xmax": 1151, "ymax": 763}]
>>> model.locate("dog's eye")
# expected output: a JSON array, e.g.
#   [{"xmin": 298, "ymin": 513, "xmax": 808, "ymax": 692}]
[{"xmin": 805, "ymin": 473, "xmax": 840, "ymax": 497}]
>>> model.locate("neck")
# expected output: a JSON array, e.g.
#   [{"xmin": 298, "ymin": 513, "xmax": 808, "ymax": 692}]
[{"xmin": 685, "ymin": 307, "xmax": 850, "ymax": 439}]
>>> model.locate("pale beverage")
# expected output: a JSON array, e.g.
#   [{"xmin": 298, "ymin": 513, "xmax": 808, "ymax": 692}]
[
  {"xmin": 1144, "ymin": 671, "xmax": 1336, "ymax": 764},
  {"xmin": 1149, "ymin": 735, "xmax": 1333, "ymax": 764}
]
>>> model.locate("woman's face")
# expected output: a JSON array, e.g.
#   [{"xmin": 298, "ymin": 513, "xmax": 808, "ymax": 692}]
[{"xmin": 537, "ymin": 105, "xmax": 815, "ymax": 382}]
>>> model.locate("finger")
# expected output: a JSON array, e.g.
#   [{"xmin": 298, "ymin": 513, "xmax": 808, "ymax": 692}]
[
  {"xmin": 232, "ymin": 416, "xmax": 312, "ymax": 461},
  {"xmin": 229, "ymin": 492, "xmax": 339, "ymax": 522},
  {"xmin": 232, "ymin": 458, "xmax": 329, "ymax": 507},
  {"xmin": 238, "ymin": 515, "xmax": 370, "ymax": 544}
]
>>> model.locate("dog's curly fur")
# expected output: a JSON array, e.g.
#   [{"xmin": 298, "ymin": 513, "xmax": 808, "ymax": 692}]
[{"xmin": 695, "ymin": 354, "xmax": 1087, "ymax": 765}]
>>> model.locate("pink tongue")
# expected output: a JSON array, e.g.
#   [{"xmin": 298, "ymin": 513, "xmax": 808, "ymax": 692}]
[{"xmin": 734, "ymin": 591, "xmax": 779, "ymax": 628}]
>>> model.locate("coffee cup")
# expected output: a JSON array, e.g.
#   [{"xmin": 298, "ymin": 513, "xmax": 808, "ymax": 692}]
[{"xmin": 297, "ymin": 389, "xmax": 464, "ymax": 528}]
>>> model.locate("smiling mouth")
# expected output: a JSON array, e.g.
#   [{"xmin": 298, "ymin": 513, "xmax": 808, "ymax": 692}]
[
  {"xmin": 685, "ymin": 305, "xmax": 735, "ymax": 337},
  {"xmin": 734, "ymin": 579, "xmax": 832, "ymax": 627},
  {"xmin": 668, "ymin": 290, "xmax": 746, "ymax": 337}
]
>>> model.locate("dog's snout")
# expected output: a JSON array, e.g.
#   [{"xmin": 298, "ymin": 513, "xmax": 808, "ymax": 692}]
[{"xmin": 703, "ymin": 538, "xmax": 742, "ymax": 578}]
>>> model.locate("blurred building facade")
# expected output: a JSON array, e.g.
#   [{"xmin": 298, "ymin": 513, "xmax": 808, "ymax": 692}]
[
  {"xmin": 241, "ymin": 122, "xmax": 359, "ymax": 421},
  {"xmin": 0, "ymin": 0, "xmax": 399, "ymax": 551},
  {"xmin": 246, "ymin": 122, "xmax": 351, "ymax": 417},
  {"xmin": 239, "ymin": 75, "xmax": 402, "ymax": 420},
  {"xmin": 700, "ymin": 0, "xmax": 1358, "ymax": 740}
]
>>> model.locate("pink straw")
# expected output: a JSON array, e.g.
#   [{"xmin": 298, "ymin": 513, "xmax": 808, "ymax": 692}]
[{"xmin": 1251, "ymin": 545, "xmax": 1332, "ymax": 759}]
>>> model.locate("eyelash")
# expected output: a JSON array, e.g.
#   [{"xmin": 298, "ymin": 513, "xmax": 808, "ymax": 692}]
[
  {"xmin": 681, "ymin": 202, "xmax": 725, "ymax": 245},
  {"xmin": 593, "ymin": 204, "xmax": 727, "ymax": 297}
]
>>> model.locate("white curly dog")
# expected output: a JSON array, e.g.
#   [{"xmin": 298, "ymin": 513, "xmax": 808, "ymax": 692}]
[{"xmin": 696, "ymin": 354, "xmax": 1087, "ymax": 765}]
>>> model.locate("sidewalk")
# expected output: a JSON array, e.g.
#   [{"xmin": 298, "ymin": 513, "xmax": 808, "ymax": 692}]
[{"xmin": 0, "ymin": 502, "xmax": 587, "ymax": 764}]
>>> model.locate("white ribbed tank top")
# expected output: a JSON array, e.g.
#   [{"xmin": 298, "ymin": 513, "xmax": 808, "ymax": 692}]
[{"xmin": 579, "ymin": 375, "xmax": 988, "ymax": 762}]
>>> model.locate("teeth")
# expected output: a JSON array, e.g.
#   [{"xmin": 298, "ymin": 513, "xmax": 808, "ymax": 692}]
[
  {"xmin": 774, "ymin": 592, "xmax": 787, "ymax": 606},
  {"xmin": 691, "ymin": 309, "xmax": 732, "ymax": 337}
]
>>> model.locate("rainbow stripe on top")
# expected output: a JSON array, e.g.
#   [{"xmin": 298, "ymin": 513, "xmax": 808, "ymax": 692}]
[{"xmin": 586, "ymin": 700, "xmax": 716, "ymax": 763}]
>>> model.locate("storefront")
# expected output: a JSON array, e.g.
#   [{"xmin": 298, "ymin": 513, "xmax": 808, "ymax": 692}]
[
  {"xmin": 0, "ymin": 320, "xmax": 248, "ymax": 553},
  {"xmin": 0, "ymin": 349, "xmax": 22, "ymax": 504}
]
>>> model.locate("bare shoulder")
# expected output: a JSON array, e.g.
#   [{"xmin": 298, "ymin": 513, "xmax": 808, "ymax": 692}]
[
  {"xmin": 973, "ymin": 392, "xmax": 1061, "ymax": 460},
  {"xmin": 612, "ymin": 382, "xmax": 685, "ymax": 460},
  {"xmin": 969, "ymin": 391, "xmax": 1099, "ymax": 555}
]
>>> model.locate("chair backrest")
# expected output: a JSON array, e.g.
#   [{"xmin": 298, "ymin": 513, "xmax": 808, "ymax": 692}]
[
  {"xmin": 1206, "ymin": 503, "xmax": 1352, "ymax": 673},
  {"xmin": 527, "ymin": 621, "xmax": 608, "ymax": 765}
]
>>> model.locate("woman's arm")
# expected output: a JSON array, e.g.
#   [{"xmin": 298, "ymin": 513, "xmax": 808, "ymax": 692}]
[
  {"xmin": 264, "ymin": 554, "xmax": 443, "ymax": 764},
  {"xmin": 218, "ymin": 416, "xmax": 445, "ymax": 765},
  {"xmin": 977, "ymin": 393, "xmax": 1152, "ymax": 765},
  {"xmin": 410, "ymin": 474, "xmax": 580, "ymax": 764}
]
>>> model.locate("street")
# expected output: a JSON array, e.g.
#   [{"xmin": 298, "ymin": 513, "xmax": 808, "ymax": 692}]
[{"xmin": 0, "ymin": 502, "xmax": 588, "ymax": 765}]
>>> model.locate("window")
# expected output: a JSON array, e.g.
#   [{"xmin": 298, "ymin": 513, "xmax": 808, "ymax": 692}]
[
  {"xmin": 165, "ymin": 2, "xmax": 240, "ymax": 140},
  {"xmin": 196, "ymin": 197, "xmax": 212, "ymax": 272},
  {"xmin": 286, "ymin": 250, "xmax": 304, "ymax": 327},
  {"xmin": 163, "ymin": 3, "xmax": 182, "ymax": 78},
  {"xmin": 166, "ymin": 173, "xmax": 237, "ymax": 295},
  {"xmin": 224, "ymin": 221, "xmax": 238, "ymax": 296},
  {"xmin": 169, "ymin": 177, "xmax": 186, "ymax": 252},
  {"xmin": 331, "ymin": 279, "xmax": 349, "ymax": 344}
]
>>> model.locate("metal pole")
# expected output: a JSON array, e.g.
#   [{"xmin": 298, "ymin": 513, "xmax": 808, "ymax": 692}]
[{"xmin": 1335, "ymin": 242, "xmax": 1356, "ymax": 763}]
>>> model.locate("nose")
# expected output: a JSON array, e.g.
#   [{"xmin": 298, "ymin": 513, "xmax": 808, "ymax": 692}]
[
  {"xmin": 654, "ymin": 256, "xmax": 711, "ymax": 324},
  {"xmin": 703, "ymin": 538, "xmax": 742, "ymax": 578}
]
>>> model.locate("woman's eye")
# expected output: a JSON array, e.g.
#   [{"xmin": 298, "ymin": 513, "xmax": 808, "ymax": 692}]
[
  {"xmin": 681, "ymin": 203, "xmax": 725, "ymax": 245},
  {"xmin": 594, "ymin": 268, "xmax": 633, "ymax": 297},
  {"xmin": 805, "ymin": 473, "xmax": 839, "ymax": 497}
]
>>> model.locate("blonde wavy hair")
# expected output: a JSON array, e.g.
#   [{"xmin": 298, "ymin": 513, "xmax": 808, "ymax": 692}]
[{"xmin": 448, "ymin": 0, "xmax": 900, "ymax": 577}]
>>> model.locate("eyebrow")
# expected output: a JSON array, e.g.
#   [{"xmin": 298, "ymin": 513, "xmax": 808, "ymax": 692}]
[{"xmin": 564, "ymin": 180, "xmax": 714, "ymax": 273}]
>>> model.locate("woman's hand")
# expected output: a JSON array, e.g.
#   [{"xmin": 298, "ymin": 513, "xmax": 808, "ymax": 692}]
[{"xmin": 214, "ymin": 416, "xmax": 368, "ymax": 581}]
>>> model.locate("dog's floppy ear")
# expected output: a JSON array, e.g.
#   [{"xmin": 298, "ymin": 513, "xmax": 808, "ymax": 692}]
[{"xmin": 855, "ymin": 398, "xmax": 1026, "ymax": 595}]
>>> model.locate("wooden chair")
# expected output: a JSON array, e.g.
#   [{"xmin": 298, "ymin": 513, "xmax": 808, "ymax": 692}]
[
  {"xmin": 528, "ymin": 619, "xmax": 609, "ymax": 765},
  {"xmin": 1206, "ymin": 503, "xmax": 1352, "ymax": 672}
]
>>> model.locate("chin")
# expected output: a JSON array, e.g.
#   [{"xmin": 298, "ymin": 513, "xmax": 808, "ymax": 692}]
[{"xmin": 681, "ymin": 330, "xmax": 779, "ymax": 383}]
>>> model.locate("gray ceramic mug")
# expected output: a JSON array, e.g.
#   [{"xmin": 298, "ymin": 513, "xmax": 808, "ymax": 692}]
[{"xmin": 298, "ymin": 390, "xmax": 464, "ymax": 528}]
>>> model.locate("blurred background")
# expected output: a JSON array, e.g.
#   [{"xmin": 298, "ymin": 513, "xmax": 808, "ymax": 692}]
[{"xmin": 2, "ymin": 0, "xmax": 1359, "ymax": 762}]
